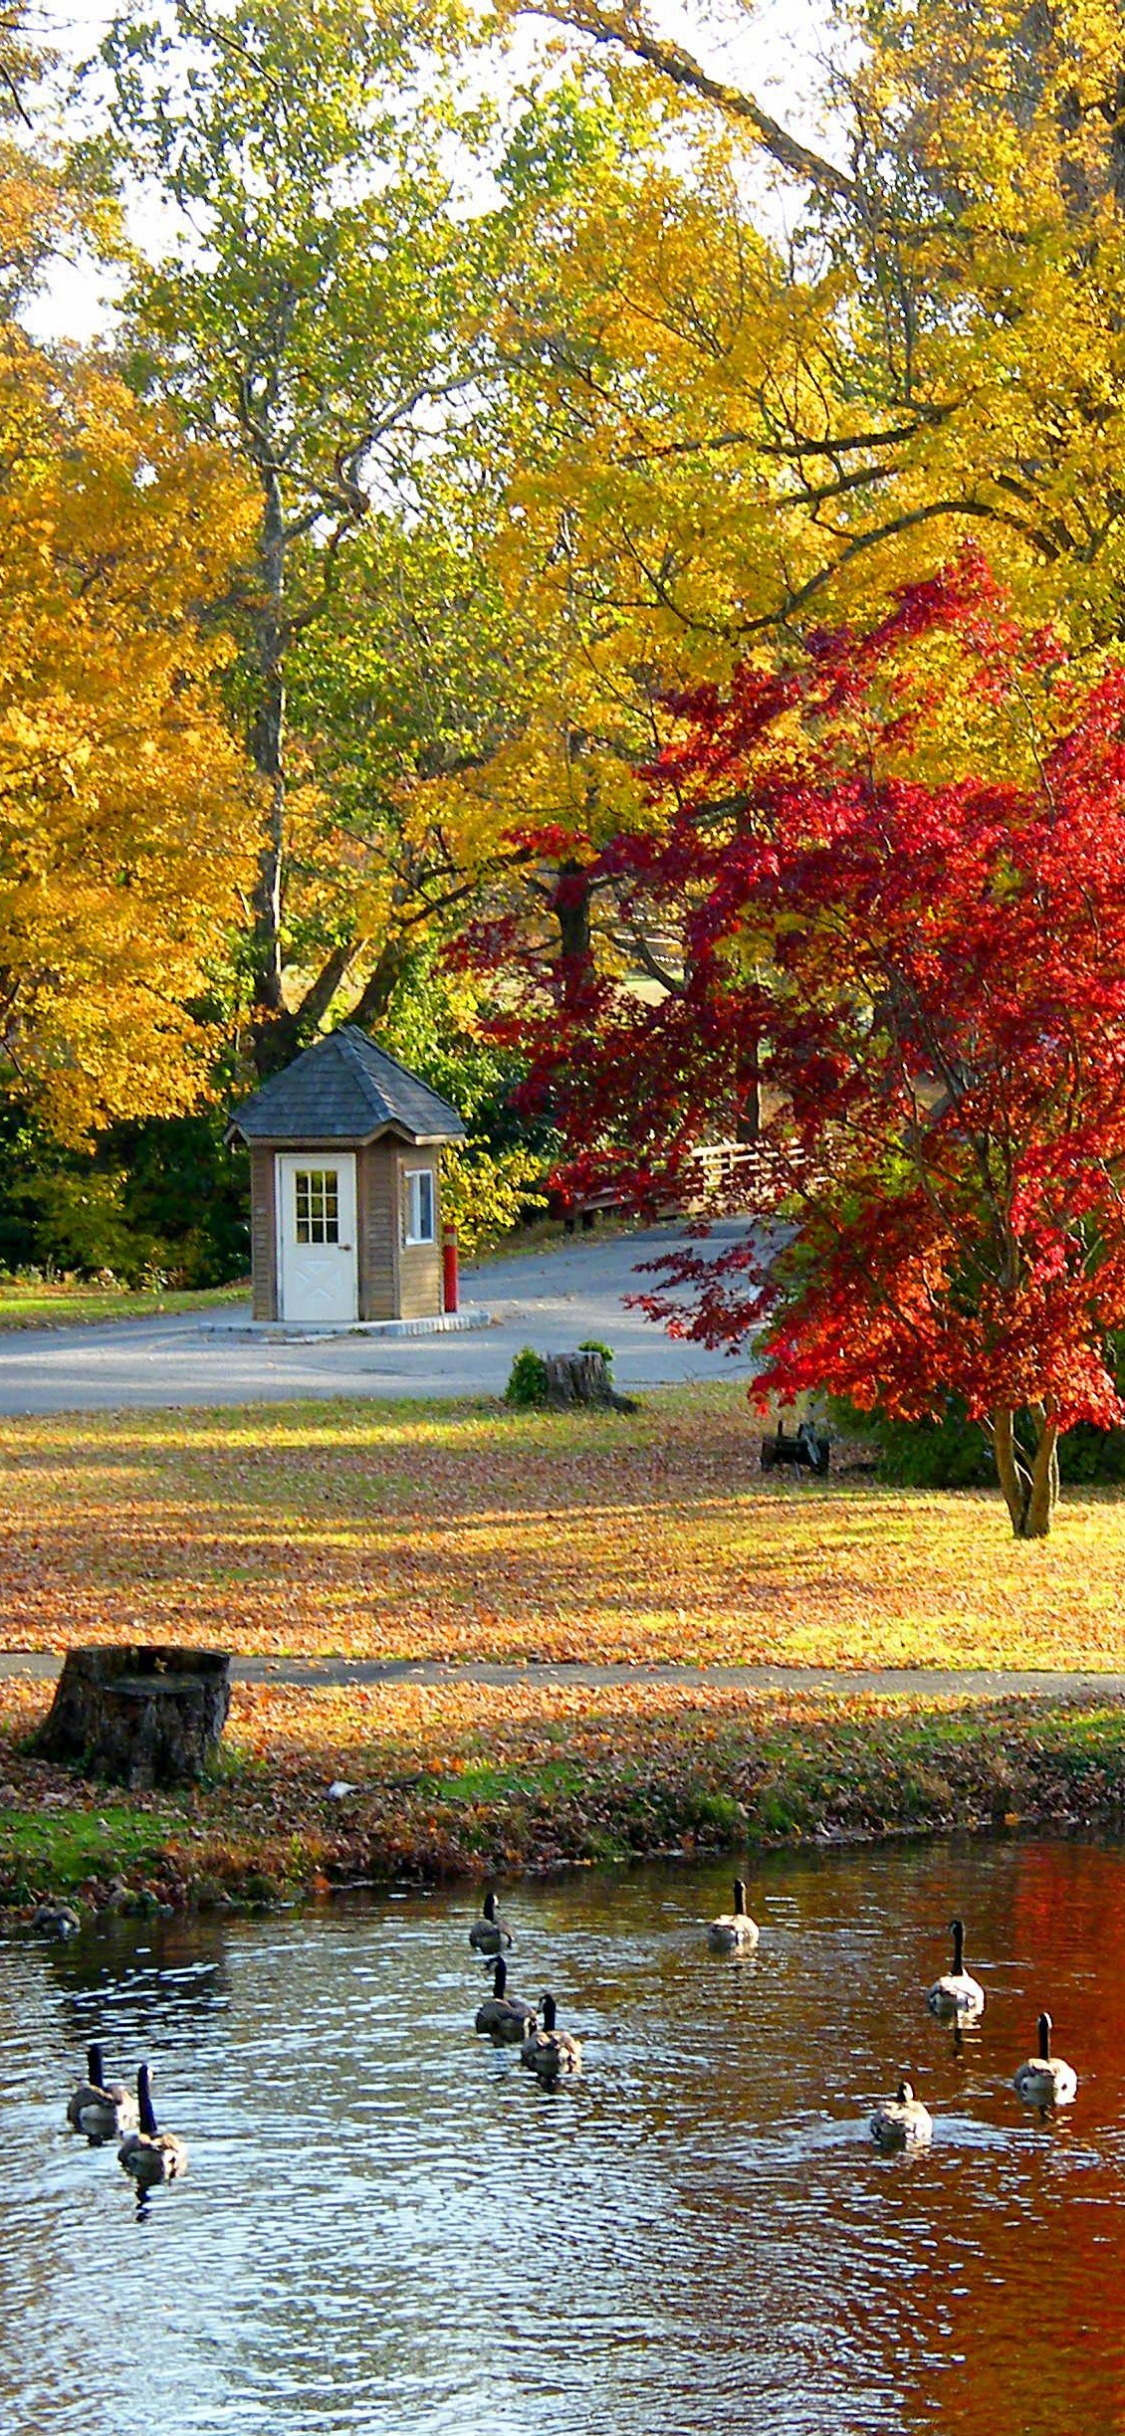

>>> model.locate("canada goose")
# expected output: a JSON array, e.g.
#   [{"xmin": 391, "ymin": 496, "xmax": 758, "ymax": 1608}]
[
  {"xmin": 469, "ymin": 1891, "xmax": 513, "ymax": 1956},
  {"xmin": 117, "ymin": 2065, "xmax": 188, "ymax": 2195},
  {"xmin": 474, "ymin": 1956, "xmax": 537, "ymax": 2043},
  {"xmin": 869, "ymin": 2078, "xmax": 933, "ymax": 2150},
  {"xmin": 520, "ymin": 1991, "xmax": 583, "ymax": 2083},
  {"xmin": 926, "ymin": 1917, "xmax": 985, "ymax": 2020},
  {"xmin": 706, "ymin": 1878, "xmax": 759, "ymax": 1954},
  {"xmin": 67, "ymin": 2043, "xmax": 138, "ymax": 2142},
  {"xmin": 31, "ymin": 1901, "xmax": 80, "ymax": 1941},
  {"xmin": 1014, "ymin": 2012, "xmax": 1078, "ymax": 2108}
]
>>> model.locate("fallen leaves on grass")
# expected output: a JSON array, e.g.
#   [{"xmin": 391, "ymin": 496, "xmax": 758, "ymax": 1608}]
[{"xmin": 0, "ymin": 1387, "xmax": 1124, "ymax": 1669}]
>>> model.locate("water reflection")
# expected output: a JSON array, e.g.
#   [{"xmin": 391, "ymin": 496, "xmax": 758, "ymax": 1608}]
[{"xmin": 1, "ymin": 1836, "xmax": 1125, "ymax": 2435}]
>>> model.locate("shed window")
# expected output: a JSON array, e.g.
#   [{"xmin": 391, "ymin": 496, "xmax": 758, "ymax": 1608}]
[
  {"xmin": 404, "ymin": 1166, "xmax": 435, "ymax": 1245},
  {"xmin": 295, "ymin": 1169, "xmax": 339, "ymax": 1245}
]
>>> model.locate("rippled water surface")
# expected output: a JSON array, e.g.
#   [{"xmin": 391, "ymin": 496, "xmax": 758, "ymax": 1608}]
[{"xmin": 3, "ymin": 1836, "xmax": 1125, "ymax": 2436}]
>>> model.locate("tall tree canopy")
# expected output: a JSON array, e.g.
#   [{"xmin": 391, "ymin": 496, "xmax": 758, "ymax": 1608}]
[
  {"xmin": 0, "ymin": 12, "xmax": 256, "ymax": 1139},
  {"xmin": 513, "ymin": 563, "xmax": 1125, "ymax": 1538},
  {"xmin": 461, "ymin": 0, "xmax": 1125, "ymax": 880},
  {"xmin": 101, "ymin": 0, "xmax": 541, "ymax": 1072}
]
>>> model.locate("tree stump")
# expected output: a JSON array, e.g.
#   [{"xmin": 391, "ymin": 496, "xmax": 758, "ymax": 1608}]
[
  {"xmin": 542, "ymin": 1350, "xmax": 638, "ymax": 1412},
  {"xmin": 35, "ymin": 1646, "xmax": 231, "ymax": 1789}
]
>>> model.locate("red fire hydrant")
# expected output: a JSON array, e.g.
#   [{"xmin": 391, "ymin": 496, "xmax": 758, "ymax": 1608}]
[{"xmin": 442, "ymin": 1224, "xmax": 459, "ymax": 1314}]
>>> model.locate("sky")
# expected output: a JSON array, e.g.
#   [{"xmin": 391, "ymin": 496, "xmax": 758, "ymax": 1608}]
[{"xmin": 32, "ymin": 0, "xmax": 835, "ymax": 344}]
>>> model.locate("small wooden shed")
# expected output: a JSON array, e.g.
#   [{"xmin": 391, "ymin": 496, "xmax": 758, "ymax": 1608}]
[{"xmin": 226, "ymin": 1027, "xmax": 465, "ymax": 1326}]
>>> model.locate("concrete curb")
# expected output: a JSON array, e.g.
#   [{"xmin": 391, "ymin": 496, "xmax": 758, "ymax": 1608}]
[{"xmin": 192, "ymin": 1305, "xmax": 493, "ymax": 1341}]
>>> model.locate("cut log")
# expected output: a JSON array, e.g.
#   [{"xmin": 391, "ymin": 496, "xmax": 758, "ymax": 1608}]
[
  {"xmin": 35, "ymin": 1645, "xmax": 231, "ymax": 1789},
  {"xmin": 541, "ymin": 1350, "xmax": 638, "ymax": 1412}
]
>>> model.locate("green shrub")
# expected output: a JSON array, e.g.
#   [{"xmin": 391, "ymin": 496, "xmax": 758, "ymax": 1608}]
[
  {"xmin": 440, "ymin": 1139, "xmax": 545, "ymax": 1260},
  {"xmin": 832, "ymin": 1392, "xmax": 1125, "ymax": 1488},
  {"xmin": 504, "ymin": 1346, "xmax": 550, "ymax": 1407},
  {"xmin": 863, "ymin": 1406, "xmax": 993, "ymax": 1489},
  {"xmin": 1057, "ymin": 1421, "xmax": 1125, "ymax": 1484},
  {"xmin": 21, "ymin": 1167, "xmax": 140, "ymax": 1283},
  {"xmin": 381, "ymin": 952, "xmax": 551, "ymax": 1254},
  {"xmin": 0, "ymin": 1104, "xmax": 250, "ymax": 1287}
]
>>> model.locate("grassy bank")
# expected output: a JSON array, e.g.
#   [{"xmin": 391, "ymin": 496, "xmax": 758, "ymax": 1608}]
[
  {"xmin": 5, "ymin": 1675, "xmax": 1125, "ymax": 1917},
  {"xmin": 2, "ymin": 1385, "xmax": 1125, "ymax": 1669}
]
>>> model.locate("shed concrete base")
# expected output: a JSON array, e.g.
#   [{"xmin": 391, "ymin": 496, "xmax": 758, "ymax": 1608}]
[{"xmin": 196, "ymin": 1305, "xmax": 493, "ymax": 1341}]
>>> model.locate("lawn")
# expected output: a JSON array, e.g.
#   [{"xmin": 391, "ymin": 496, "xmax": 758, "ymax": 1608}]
[
  {"xmin": 0, "ymin": 1279, "xmax": 249, "ymax": 1327},
  {"xmin": 2, "ymin": 1383, "xmax": 1124, "ymax": 1671}
]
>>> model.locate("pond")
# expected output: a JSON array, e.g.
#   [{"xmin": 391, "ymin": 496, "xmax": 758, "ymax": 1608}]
[{"xmin": 2, "ymin": 1834, "xmax": 1124, "ymax": 2436}]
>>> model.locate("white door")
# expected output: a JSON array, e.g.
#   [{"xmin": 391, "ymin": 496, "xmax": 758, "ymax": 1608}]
[{"xmin": 276, "ymin": 1153, "xmax": 357, "ymax": 1324}]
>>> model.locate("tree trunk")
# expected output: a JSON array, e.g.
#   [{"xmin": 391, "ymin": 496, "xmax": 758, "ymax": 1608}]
[
  {"xmin": 35, "ymin": 1646, "xmax": 231, "ymax": 1788},
  {"xmin": 1024, "ymin": 1407, "xmax": 1060, "ymax": 1539},
  {"xmin": 551, "ymin": 859, "xmax": 594, "ymax": 988},
  {"xmin": 991, "ymin": 1405, "xmax": 1059, "ymax": 1539},
  {"xmin": 251, "ymin": 940, "xmax": 362, "ymax": 1084},
  {"xmin": 735, "ymin": 1037, "xmax": 761, "ymax": 1142},
  {"xmin": 298, "ymin": 938, "xmax": 358, "ymax": 1036},
  {"xmin": 1111, "ymin": 66, "xmax": 1125, "ymax": 214},
  {"xmin": 350, "ymin": 935, "xmax": 411, "ymax": 1030},
  {"xmin": 250, "ymin": 464, "xmax": 287, "ymax": 997},
  {"xmin": 246, "ymin": 442, "xmax": 293, "ymax": 1081}
]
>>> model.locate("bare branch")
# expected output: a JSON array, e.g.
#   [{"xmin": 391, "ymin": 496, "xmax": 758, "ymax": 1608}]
[{"xmin": 525, "ymin": 0, "xmax": 860, "ymax": 208}]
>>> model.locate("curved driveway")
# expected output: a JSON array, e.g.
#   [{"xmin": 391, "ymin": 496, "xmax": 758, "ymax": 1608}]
[{"xmin": 0, "ymin": 1225, "xmax": 753, "ymax": 1415}]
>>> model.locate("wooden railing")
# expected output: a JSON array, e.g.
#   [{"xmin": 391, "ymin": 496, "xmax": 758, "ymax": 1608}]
[{"xmin": 683, "ymin": 1140, "xmax": 757, "ymax": 1210}]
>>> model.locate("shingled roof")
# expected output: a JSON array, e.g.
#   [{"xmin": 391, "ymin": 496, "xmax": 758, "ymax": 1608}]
[{"xmin": 226, "ymin": 1027, "xmax": 466, "ymax": 1147}]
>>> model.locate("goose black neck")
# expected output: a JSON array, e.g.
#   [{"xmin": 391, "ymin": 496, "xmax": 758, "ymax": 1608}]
[
  {"xmin": 1038, "ymin": 2013, "xmax": 1053, "ymax": 2061},
  {"xmin": 951, "ymin": 1918, "xmax": 965, "ymax": 1973},
  {"xmin": 137, "ymin": 2065, "xmax": 159, "ymax": 2139},
  {"xmin": 87, "ymin": 2042, "xmax": 105, "ymax": 2089},
  {"xmin": 733, "ymin": 1880, "xmax": 747, "ymax": 1915},
  {"xmin": 541, "ymin": 1993, "xmax": 557, "ymax": 2033},
  {"xmin": 482, "ymin": 1892, "xmax": 497, "ymax": 1922},
  {"xmin": 492, "ymin": 1957, "xmax": 507, "ymax": 1997}
]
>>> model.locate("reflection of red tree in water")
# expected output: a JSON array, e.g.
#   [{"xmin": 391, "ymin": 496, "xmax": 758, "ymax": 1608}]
[
  {"xmin": 1012, "ymin": 1836, "xmax": 1125, "ymax": 1935},
  {"xmin": 1009, "ymin": 1839, "xmax": 1125, "ymax": 2088},
  {"xmin": 894, "ymin": 1841, "xmax": 1125, "ymax": 2436}
]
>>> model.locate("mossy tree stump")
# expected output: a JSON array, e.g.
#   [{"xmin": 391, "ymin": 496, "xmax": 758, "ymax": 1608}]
[
  {"xmin": 542, "ymin": 1351, "xmax": 638, "ymax": 1412},
  {"xmin": 35, "ymin": 1646, "xmax": 231, "ymax": 1789}
]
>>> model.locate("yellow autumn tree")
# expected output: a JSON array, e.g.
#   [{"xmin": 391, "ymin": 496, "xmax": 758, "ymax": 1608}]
[
  {"xmin": 475, "ymin": 5, "xmax": 1125, "ymax": 765},
  {"xmin": 382, "ymin": 1, "xmax": 1125, "ymax": 981},
  {"xmin": 0, "ymin": 18, "xmax": 258, "ymax": 1138},
  {"xmin": 409, "ymin": 73, "xmax": 824, "ymax": 968}
]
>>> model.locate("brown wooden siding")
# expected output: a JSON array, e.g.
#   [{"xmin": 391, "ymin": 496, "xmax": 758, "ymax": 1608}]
[
  {"xmin": 249, "ymin": 1136, "xmax": 446, "ymax": 1323},
  {"xmin": 397, "ymin": 1150, "xmax": 442, "ymax": 1319},
  {"xmin": 357, "ymin": 1140, "xmax": 399, "ymax": 1320},
  {"xmin": 250, "ymin": 1147, "xmax": 278, "ymax": 1320}
]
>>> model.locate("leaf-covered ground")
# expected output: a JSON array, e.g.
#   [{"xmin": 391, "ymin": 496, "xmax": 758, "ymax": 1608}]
[
  {"xmin": 2, "ymin": 1385, "xmax": 1125, "ymax": 1669},
  {"xmin": 5, "ymin": 1671, "xmax": 1125, "ymax": 1912}
]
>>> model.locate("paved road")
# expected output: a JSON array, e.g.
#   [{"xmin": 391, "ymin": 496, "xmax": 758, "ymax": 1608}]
[{"xmin": 0, "ymin": 1225, "xmax": 752, "ymax": 1415}]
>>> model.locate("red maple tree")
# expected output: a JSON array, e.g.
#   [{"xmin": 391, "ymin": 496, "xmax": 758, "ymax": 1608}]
[{"xmin": 513, "ymin": 561, "xmax": 1125, "ymax": 1537}]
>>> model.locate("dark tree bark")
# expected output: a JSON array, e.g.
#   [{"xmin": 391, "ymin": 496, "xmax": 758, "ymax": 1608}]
[
  {"xmin": 992, "ymin": 1406, "xmax": 1060, "ymax": 1540},
  {"xmin": 35, "ymin": 1646, "xmax": 231, "ymax": 1789},
  {"xmin": 350, "ymin": 935, "xmax": 412, "ymax": 1030},
  {"xmin": 551, "ymin": 859, "xmax": 594, "ymax": 977},
  {"xmin": 542, "ymin": 1350, "xmax": 638, "ymax": 1411}
]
